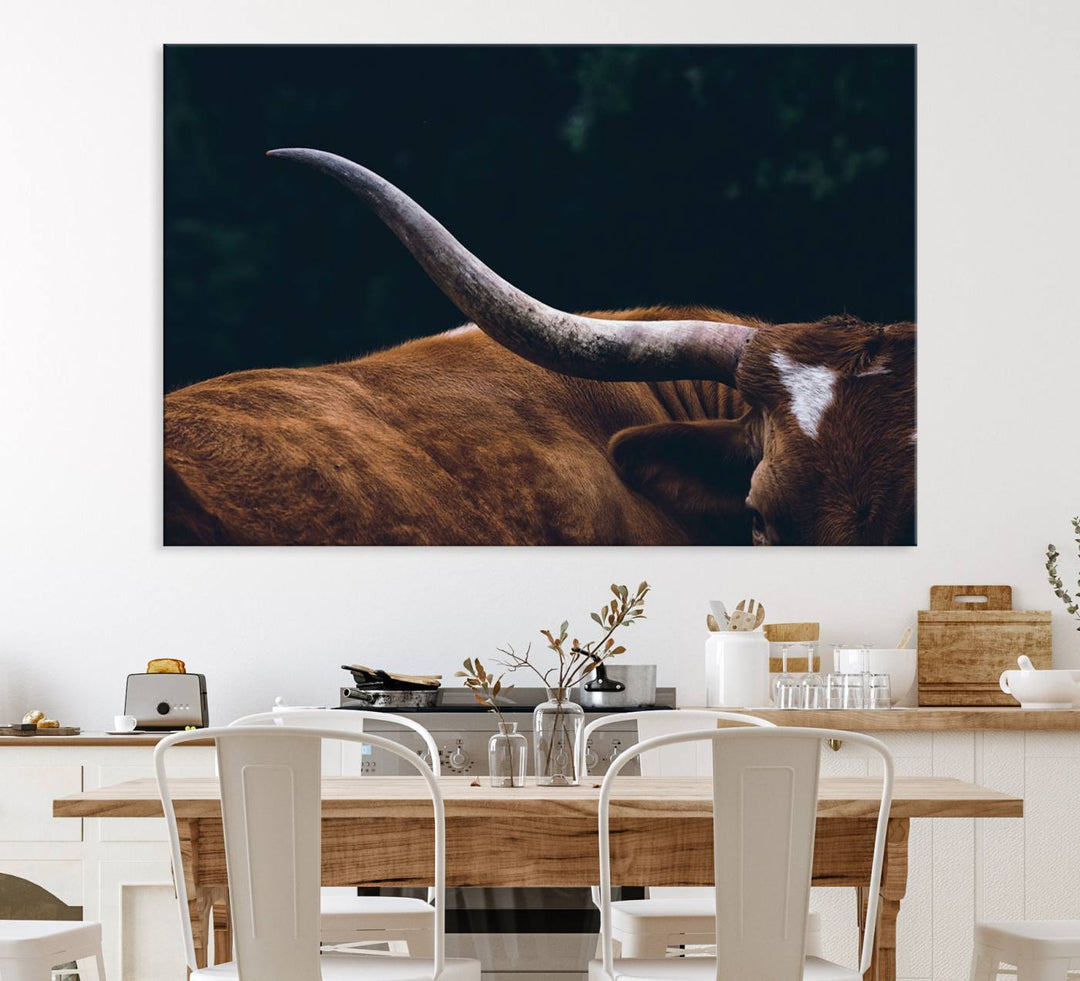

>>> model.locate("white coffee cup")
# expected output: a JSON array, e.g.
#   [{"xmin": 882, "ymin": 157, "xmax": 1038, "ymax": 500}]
[{"xmin": 113, "ymin": 714, "xmax": 138, "ymax": 732}]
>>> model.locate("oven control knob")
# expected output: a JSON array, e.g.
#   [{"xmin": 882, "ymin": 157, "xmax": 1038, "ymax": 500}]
[
  {"xmin": 447, "ymin": 746, "xmax": 471, "ymax": 771},
  {"xmin": 605, "ymin": 744, "xmax": 621, "ymax": 764},
  {"xmin": 585, "ymin": 746, "xmax": 600, "ymax": 770},
  {"xmin": 156, "ymin": 701, "xmax": 171, "ymax": 716}
]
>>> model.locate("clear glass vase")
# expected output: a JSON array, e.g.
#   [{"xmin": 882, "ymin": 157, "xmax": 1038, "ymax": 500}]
[
  {"xmin": 533, "ymin": 687, "xmax": 584, "ymax": 786},
  {"xmin": 488, "ymin": 721, "xmax": 528, "ymax": 788}
]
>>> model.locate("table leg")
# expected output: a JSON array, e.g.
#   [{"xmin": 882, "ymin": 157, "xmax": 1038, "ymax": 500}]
[
  {"xmin": 173, "ymin": 821, "xmax": 213, "ymax": 972},
  {"xmin": 857, "ymin": 818, "xmax": 909, "ymax": 981},
  {"xmin": 211, "ymin": 886, "xmax": 232, "ymax": 963},
  {"xmin": 186, "ymin": 889, "xmax": 211, "ymax": 971}
]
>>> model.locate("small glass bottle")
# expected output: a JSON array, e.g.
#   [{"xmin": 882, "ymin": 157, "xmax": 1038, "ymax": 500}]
[
  {"xmin": 533, "ymin": 687, "xmax": 584, "ymax": 786},
  {"xmin": 488, "ymin": 721, "xmax": 528, "ymax": 788}
]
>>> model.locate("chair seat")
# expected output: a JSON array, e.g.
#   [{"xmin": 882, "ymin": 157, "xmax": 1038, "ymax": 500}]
[
  {"xmin": 611, "ymin": 897, "xmax": 823, "ymax": 932},
  {"xmin": 975, "ymin": 920, "xmax": 1080, "ymax": 959},
  {"xmin": 588, "ymin": 955, "xmax": 860, "ymax": 981},
  {"xmin": 0, "ymin": 920, "xmax": 101, "ymax": 959},
  {"xmin": 321, "ymin": 895, "xmax": 434, "ymax": 929},
  {"xmin": 192, "ymin": 953, "xmax": 481, "ymax": 980}
]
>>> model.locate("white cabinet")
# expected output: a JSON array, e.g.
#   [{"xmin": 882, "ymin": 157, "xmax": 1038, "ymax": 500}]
[
  {"xmin": 811, "ymin": 729, "xmax": 1080, "ymax": 981},
  {"xmin": 0, "ymin": 766, "xmax": 83, "ymax": 841},
  {"xmin": 0, "ymin": 740, "xmax": 214, "ymax": 981},
  {"xmin": 1, "ymin": 729, "xmax": 1077, "ymax": 981}
]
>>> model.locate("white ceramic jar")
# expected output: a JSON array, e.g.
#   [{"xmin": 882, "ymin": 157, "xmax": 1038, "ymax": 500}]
[{"xmin": 704, "ymin": 630, "xmax": 771, "ymax": 707}]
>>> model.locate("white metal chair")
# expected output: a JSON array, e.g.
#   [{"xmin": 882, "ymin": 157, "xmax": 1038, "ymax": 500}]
[
  {"xmin": 580, "ymin": 710, "xmax": 822, "ymax": 959},
  {"xmin": 969, "ymin": 921, "xmax": 1080, "ymax": 979},
  {"xmin": 230, "ymin": 708, "xmax": 438, "ymax": 955},
  {"xmin": 589, "ymin": 726, "xmax": 894, "ymax": 981},
  {"xmin": 0, "ymin": 921, "xmax": 104, "ymax": 981},
  {"xmin": 155, "ymin": 725, "xmax": 480, "ymax": 980}
]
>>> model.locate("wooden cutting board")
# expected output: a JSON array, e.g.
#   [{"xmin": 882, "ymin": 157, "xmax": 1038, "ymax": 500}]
[
  {"xmin": 764, "ymin": 622, "xmax": 821, "ymax": 672},
  {"xmin": 917, "ymin": 585, "xmax": 1052, "ymax": 705},
  {"xmin": 0, "ymin": 726, "xmax": 81, "ymax": 737}
]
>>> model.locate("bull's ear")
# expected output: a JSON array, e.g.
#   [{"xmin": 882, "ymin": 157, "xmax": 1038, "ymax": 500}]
[{"xmin": 608, "ymin": 419, "xmax": 757, "ymax": 538}]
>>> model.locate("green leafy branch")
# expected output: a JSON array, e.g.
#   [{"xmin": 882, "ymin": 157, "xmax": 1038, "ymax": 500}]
[{"xmin": 1046, "ymin": 516, "xmax": 1080, "ymax": 629}]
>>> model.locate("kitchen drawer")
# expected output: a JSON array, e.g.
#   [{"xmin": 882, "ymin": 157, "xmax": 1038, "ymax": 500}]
[{"xmin": 0, "ymin": 766, "xmax": 82, "ymax": 841}]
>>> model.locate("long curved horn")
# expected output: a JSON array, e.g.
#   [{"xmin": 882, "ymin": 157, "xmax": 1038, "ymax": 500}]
[{"xmin": 267, "ymin": 148, "xmax": 755, "ymax": 385}]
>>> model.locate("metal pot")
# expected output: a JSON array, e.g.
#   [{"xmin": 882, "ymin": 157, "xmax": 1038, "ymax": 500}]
[
  {"xmin": 576, "ymin": 664, "xmax": 657, "ymax": 709},
  {"xmin": 339, "ymin": 688, "xmax": 439, "ymax": 708}
]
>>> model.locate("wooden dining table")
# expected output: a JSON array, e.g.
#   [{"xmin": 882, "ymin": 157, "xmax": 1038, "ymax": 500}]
[{"xmin": 54, "ymin": 775, "xmax": 1022, "ymax": 981}]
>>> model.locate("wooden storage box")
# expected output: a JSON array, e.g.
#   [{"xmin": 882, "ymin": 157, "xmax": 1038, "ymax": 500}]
[{"xmin": 917, "ymin": 585, "xmax": 1052, "ymax": 705}]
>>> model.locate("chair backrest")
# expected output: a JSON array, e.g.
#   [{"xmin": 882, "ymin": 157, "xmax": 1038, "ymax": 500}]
[
  {"xmin": 155, "ymin": 725, "xmax": 446, "ymax": 981},
  {"xmin": 579, "ymin": 709, "xmax": 774, "ymax": 778},
  {"xmin": 229, "ymin": 707, "xmax": 442, "ymax": 776},
  {"xmin": 595, "ymin": 726, "xmax": 893, "ymax": 981}
]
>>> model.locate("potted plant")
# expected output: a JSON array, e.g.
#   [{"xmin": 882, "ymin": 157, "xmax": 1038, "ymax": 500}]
[
  {"xmin": 495, "ymin": 581, "xmax": 650, "ymax": 786},
  {"xmin": 1046, "ymin": 517, "xmax": 1080, "ymax": 630}
]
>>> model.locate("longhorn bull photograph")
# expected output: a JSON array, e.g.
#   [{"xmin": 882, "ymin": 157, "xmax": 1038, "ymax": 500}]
[{"xmin": 164, "ymin": 45, "xmax": 916, "ymax": 546}]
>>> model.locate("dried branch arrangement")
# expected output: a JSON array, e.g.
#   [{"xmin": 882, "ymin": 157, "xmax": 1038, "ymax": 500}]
[
  {"xmin": 456, "ymin": 657, "xmax": 514, "ymax": 722},
  {"xmin": 495, "ymin": 581, "xmax": 651, "ymax": 690}
]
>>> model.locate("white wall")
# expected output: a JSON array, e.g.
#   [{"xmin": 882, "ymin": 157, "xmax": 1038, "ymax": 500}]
[{"xmin": 1, "ymin": 0, "xmax": 1078, "ymax": 728}]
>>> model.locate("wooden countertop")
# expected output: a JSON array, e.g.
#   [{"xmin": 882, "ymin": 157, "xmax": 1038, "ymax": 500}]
[
  {"xmin": 54, "ymin": 774, "xmax": 1023, "ymax": 821},
  {"xmin": 685, "ymin": 706, "xmax": 1080, "ymax": 730},
  {"xmin": 6, "ymin": 705, "xmax": 1080, "ymax": 745},
  {"xmin": 0, "ymin": 732, "xmax": 210, "ymax": 747}
]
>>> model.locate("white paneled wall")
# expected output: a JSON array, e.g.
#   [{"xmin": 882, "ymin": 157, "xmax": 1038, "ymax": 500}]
[{"xmin": 813, "ymin": 729, "xmax": 1080, "ymax": 981}]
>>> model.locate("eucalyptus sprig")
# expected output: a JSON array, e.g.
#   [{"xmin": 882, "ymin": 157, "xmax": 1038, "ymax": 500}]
[
  {"xmin": 456, "ymin": 657, "xmax": 514, "ymax": 722},
  {"xmin": 1046, "ymin": 516, "xmax": 1080, "ymax": 629},
  {"xmin": 495, "ymin": 581, "xmax": 650, "ymax": 690}
]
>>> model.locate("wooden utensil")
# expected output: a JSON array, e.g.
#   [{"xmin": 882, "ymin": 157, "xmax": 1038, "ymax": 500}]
[
  {"xmin": 706, "ymin": 614, "xmax": 722, "ymax": 632},
  {"xmin": 895, "ymin": 626, "xmax": 913, "ymax": 649},
  {"xmin": 343, "ymin": 664, "xmax": 443, "ymax": 689},
  {"xmin": 729, "ymin": 599, "xmax": 765, "ymax": 631},
  {"xmin": 708, "ymin": 601, "xmax": 730, "ymax": 630}
]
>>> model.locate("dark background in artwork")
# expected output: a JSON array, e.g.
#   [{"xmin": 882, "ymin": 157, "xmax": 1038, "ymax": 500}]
[{"xmin": 164, "ymin": 45, "xmax": 915, "ymax": 392}]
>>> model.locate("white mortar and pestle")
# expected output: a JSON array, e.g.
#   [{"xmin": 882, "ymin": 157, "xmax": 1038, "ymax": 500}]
[{"xmin": 999, "ymin": 655, "xmax": 1080, "ymax": 709}]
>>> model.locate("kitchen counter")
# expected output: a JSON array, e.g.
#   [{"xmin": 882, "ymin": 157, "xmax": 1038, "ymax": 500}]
[
  {"xmin": 0, "ymin": 731, "xmax": 211, "ymax": 746},
  {"xmin": 683, "ymin": 705, "xmax": 1080, "ymax": 730}
]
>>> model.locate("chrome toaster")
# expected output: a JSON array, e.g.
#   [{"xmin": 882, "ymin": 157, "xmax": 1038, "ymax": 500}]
[{"xmin": 123, "ymin": 673, "xmax": 209, "ymax": 730}]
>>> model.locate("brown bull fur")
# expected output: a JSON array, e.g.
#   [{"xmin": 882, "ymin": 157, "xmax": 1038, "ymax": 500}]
[{"xmin": 164, "ymin": 306, "xmax": 915, "ymax": 546}]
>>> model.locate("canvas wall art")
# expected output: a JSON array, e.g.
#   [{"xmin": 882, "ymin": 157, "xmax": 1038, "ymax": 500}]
[{"xmin": 164, "ymin": 44, "xmax": 916, "ymax": 546}]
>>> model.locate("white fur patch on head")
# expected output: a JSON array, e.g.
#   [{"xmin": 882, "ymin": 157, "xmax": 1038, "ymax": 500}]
[{"xmin": 769, "ymin": 351, "xmax": 837, "ymax": 440}]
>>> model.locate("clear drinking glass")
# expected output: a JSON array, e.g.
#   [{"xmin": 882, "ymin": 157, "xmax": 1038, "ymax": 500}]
[
  {"xmin": 801, "ymin": 674, "xmax": 825, "ymax": 709},
  {"xmin": 773, "ymin": 645, "xmax": 798, "ymax": 705},
  {"xmin": 841, "ymin": 673, "xmax": 866, "ymax": 709},
  {"xmin": 533, "ymin": 688, "xmax": 584, "ymax": 786},
  {"xmin": 825, "ymin": 673, "xmax": 845, "ymax": 709},
  {"xmin": 776, "ymin": 676, "xmax": 803, "ymax": 709},
  {"xmin": 488, "ymin": 721, "xmax": 528, "ymax": 787},
  {"xmin": 868, "ymin": 674, "xmax": 893, "ymax": 710}
]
